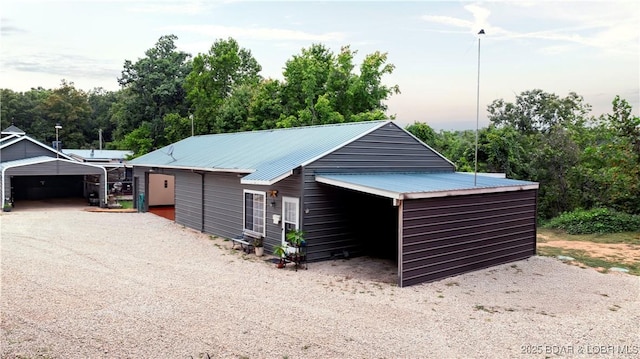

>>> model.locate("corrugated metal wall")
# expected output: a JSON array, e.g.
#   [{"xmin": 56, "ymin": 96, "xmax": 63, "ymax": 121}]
[
  {"xmin": 303, "ymin": 123, "xmax": 454, "ymax": 261},
  {"xmin": 400, "ymin": 190, "xmax": 538, "ymax": 287},
  {"xmin": 0, "ymin": 140, "xmax": 55, "ymax": 162},
  {"xmin": 169, "ymin": 170, "xmax": 303, "ymax": 253},
  {"xmin": 175, "ymin": 171, "xmax": 203, "ymax": 232}
]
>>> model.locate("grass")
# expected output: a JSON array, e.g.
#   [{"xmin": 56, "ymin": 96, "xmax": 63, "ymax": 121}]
[
  {"xmin": 537, "ymin": 246, "xmax": 640, "ymax": 276},
  {"xmin": 537, "ymin": 228, "xmax": 640, "ymax": 245},
  {"xmin": 537, "ymin": 227, "xmax": 640, "ymax": 275},
  {"xmin": 117, "ymin": 200, "xmax": 134, "ymax": 209}
]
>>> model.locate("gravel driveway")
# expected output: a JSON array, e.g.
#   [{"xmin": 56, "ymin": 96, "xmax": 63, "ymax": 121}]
[{"xmin": 1, "ymin": 207, "xmax": 639, "ymax": 358}]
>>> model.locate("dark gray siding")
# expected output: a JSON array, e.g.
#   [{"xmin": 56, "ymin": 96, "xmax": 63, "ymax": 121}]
[
  {"xmin": 175, "ymin": 171, "xmax": 203, "ymax": 232},
  {"xmin": 307, "ymin": 122, "xmax": 455, "ymax": 173},
  {"xmin": 400, "ymin": 189, "xmax": 538, "ymax": 287},
  {"xmin": 203, "ymin": 172, "xmax": 242, "ymax": 238},
  {"xmin": 302, "ymin": 122, "xmax": 455, "ymax": 261},
  {"xmin": 194, "ymin": 172, "xmax": 303, "ymax": 252},
  {"xmin": 1, "ymin": 141, "xmax": 56, "ymax": 162}
]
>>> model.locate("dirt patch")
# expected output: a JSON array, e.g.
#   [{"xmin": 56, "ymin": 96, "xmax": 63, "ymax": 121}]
[{"xmin": 537, "ymin": 233, "xmax": 640, "ymax": 265}]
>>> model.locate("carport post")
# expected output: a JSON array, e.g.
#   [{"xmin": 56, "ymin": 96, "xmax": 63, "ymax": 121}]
[{"xmin": 55, "ymin": 124, "xmax": 62, "ymax": 158}]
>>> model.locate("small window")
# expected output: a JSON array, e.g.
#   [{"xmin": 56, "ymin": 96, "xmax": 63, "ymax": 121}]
[{"xmin": 244, "ymin": 190, "xmax": 265, "ymax": 235}]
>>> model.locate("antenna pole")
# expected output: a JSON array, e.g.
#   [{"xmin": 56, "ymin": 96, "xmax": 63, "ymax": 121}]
[{"xmin": 474, "ymin": 29, "xmax": 485, "ymax": 187}]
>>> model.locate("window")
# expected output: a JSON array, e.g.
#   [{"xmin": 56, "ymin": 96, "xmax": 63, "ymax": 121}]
[{"xmin": 244, "ymin": 190, "xmax": 265, "ymax": 235}]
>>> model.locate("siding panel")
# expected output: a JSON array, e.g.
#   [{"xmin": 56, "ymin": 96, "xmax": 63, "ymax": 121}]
[
  {"xmin": 400, "ymin": 190, "xmax": 537, "ymax": 287},
  {"xmin": 175, "ymin": 171, "xmax": 203, "ymax": 232},
  {"xmin": 303, "ymin": 123, "xmax": 452, "ymax": 261}
]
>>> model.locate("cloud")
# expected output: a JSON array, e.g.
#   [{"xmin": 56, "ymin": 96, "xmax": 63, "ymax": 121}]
[
  {"xmin": 2, "ymin": 53, "xmax": 119, "ymax": 79},
  {"xmin": 126, "ymin": 0, "xmax": 216, "ymax": 15},
  {"xmin": 167, "ymin": 24, "xmax": 345, "ymax": 43},
  {"xmin": 420, "ymin": 2, "xmax": 639, "ymax": 55},
  {"xmin": 0, "ymin": 18, "xmax": 27, "ymax": 36}
]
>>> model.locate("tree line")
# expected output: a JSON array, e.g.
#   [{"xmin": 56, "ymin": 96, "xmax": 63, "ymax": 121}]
[
  {"xmin": 1, "ymin": 35, "xmax": 637, "ymax": 220},
  {"xmin": 1, "ymin": 35, "xmax": 398, "ymax": 154},
  {"xmin": 406, "ymin": 91, "xmax": 639, "ymax": 219}
]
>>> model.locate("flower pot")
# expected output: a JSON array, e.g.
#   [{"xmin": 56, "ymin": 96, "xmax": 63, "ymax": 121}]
[{"xmin": 254, "ymin": 246, "xmax": 264, "ymax": 256}]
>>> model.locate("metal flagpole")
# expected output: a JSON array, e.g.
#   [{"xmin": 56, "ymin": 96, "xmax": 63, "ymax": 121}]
[{"xmin": 474, "ymin": 29, "xmax": 485, "ymax": 187}]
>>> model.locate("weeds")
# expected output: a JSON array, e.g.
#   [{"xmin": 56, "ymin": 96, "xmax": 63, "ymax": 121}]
[{"xmin": 537, "ymin": 246, "xmax": 640, "ymax": 275}]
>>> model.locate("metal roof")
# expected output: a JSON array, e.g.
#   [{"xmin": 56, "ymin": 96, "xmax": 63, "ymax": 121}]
[
  {"xmin": 130, "ymin": 121, "xmax": 390, "ymax": 185},
  {"xmin": 315, "ymin": 172, "xmax": 539, "ymax": 200},
  {"xmin": 0, "ymin": 156, "xmax": 107, "ymax": 172},
  {"xmin": 1, "ymin": 125, "xmax": 26, "ymax": 135},
  {"xmin": 0, "ymin": 135, "xmax": 75, "ymax": 161},
  {"xmin": 62, "ymin": 149, "xmax": 133, "ymax": 161}
]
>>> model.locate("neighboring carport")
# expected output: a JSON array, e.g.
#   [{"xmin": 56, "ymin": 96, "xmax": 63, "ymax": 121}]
[
  {"xmin": 1, "ymin": 156, "xmax": 107, "ymax": 207},
  {"xmin": 315, "ymin": 172, "xmax": 540, "ymax": 287}
]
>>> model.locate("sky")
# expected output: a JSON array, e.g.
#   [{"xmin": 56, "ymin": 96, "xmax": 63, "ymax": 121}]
[{"xmin": 1, "ymin": 0, "xmax": 638, "ymax": 130}]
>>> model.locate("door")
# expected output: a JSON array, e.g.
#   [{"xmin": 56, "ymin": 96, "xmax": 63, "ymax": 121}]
[{"xmin": 281, "ymin": 196, "xmax": 299, "ymax": 245}]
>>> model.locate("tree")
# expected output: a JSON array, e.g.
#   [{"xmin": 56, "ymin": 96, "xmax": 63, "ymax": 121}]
[
  {"xmin": 277, "ymin": 44, "xmax": 400, "ymax": 128},
  {"xmin": 405, "ymin": 122, "xmax": 438, "ymax": 148},
  {"xmin": 86, "ymin": 87, "xmax": 118, "ymax": 149},
  {"xmin": 488, "ymin": 89, "xmax": 591, "ymax": 134},
  {"xmin": 39, "ymin": 80, "xmax": 91, "ymax": 149},
  {"xmin": 184, "ymin": 37, "xmax": 262, "ymax": 134},
  {"xmin": 116, "ymin": 34, "xmax": 192, "ymax": 152},
  {"xmin": 0, "ymin": 88, "xmax": 51, "ymax": 140}
]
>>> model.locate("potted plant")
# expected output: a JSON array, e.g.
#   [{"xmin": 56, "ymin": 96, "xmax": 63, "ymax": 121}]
[
  {"xmin": 273, "ymin": 244, "xmax": 288, "ymax": 268},
  {"xmin": 286, "ymin": 229, "xmax": 306, "ymax": 247},
  {"xmin": 3, "ymin": 203, "xmax": 12, "ymax": 212},
  {"xmin": 253, "ymin": 236, "xmax": 264, "ymax": 256},
  {"xmin": 285, "ymin": 229, "xmax": 307, "ymax": 269}
]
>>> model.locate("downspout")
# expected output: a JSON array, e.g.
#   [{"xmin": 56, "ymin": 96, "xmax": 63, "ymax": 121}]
[
  {"xmin": 1, "ymin": 167, "xmax": 6, "ymax": 205},
  {"xmin": 200, "ymin": 172, "xmax": 205, "ymax": 232}
]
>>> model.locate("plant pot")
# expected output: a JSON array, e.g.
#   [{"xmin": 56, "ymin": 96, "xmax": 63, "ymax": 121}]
[
  {"xmin": 3, "ymin": 206, "xmax": 11, "ymax": 212},
  {"xmin": 276, "ymin": 261, "xmax": 285, "ymax": 269},
  {"xmin": 254, "ymin": 246, "xmax": 264, "ymax": 256}
]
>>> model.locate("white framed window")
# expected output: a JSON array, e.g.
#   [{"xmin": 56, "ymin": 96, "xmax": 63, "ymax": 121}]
[{"xmin": 243, "ymin": 190, "xmax": 265, "ymax": 236}]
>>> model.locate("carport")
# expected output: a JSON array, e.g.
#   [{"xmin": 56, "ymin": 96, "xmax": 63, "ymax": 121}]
[
  {"xmin": 1, "ymin": 156, "xmax": 108, "ymax": 207},
  {"xmin": 316, "ymin": 172, "xmax": 539, "ymax": 287}
]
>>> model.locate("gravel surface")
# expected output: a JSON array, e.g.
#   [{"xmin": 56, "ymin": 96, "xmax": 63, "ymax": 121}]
[{"xmin": 1, "ymin": 208, "xmax": 639, "ymax": 359}]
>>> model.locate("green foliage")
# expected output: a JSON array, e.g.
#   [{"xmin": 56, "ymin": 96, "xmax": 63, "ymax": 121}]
[
  {"xmin": 184, "ymin": 37, "xmax": 262, "ymax": 134},
  {"xmin": 117, "ymin": 122, "xmax": 154, "ymax": 157},
  {"xmin": 543, "ymin": 208, "xmax": 640, "ymax": 234},
  {"xmin": 277, "ymin": 43, "xmax": 399, "ymax": 127},
  {"xmin": 285, "ymin": 229, "xmax": 306, "ymax": 246},
  {"xmin": 116, "ymin": 34, "xmax": 192, "ymax": 153}
]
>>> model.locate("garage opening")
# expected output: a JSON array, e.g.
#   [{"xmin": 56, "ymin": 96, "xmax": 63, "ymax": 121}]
[
  {"xmin": 12, "ymin": 175, "xmax": 83, "ymax": 201},
  {"xmin": 342, "ymin": 189, "xmax": 399, "ymax": 262}
]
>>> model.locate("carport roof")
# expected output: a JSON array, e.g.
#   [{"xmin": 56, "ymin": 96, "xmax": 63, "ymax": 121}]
[
  {"xmin": 0, "ymin": 156, "xmax": 106, "ymax": 172},
  {"xmin": 315, "ymin": 172, "xmax": 539, "ymax": 200}
]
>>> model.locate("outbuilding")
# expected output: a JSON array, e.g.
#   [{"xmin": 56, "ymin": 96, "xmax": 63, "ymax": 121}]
[
  {"xmin": 1, "ymin": 126, "xmax": 108, "ymax": 207},
  {"xmin": 130, "ymin": 120, "xmax": 539, "ymax": 287}
]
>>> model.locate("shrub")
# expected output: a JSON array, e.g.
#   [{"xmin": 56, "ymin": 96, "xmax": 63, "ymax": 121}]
[{"xmin": 543, "ymin": 208, "xmax": 640, "ymax": 234}]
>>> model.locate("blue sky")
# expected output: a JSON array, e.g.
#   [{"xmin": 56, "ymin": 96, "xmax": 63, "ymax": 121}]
[{"xmin": 1, "ymin": 0, "xmax": 638, "ymax": 130}]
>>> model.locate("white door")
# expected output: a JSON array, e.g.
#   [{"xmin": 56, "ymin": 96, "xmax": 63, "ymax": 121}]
[{"xmin": 281, "ymin": 197, "xmax": 299, "ymax": 245}]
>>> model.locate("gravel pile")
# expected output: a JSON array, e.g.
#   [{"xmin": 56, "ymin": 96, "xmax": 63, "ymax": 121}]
[{"xmin": 1, "ymin": 209, "xmax": 639, "ymax": 358}]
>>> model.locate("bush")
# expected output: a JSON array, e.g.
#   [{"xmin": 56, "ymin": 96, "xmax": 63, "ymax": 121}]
[{"xmin": 543, "ymin": 208, "xmax": 640, "ymax": 234}]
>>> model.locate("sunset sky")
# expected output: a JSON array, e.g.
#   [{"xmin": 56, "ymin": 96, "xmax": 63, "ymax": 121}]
[{"xmin": 1, "ymin": 0, "xmax": 638, "ymax": 130}]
